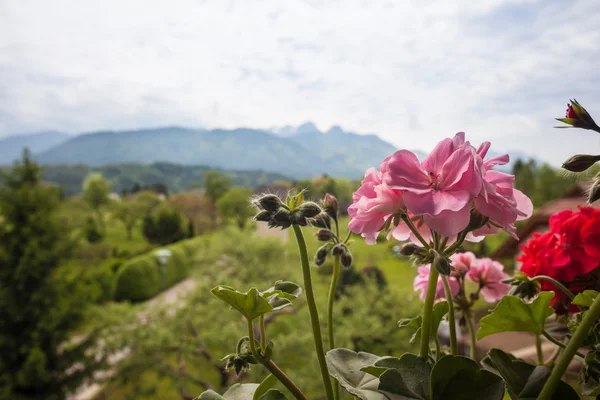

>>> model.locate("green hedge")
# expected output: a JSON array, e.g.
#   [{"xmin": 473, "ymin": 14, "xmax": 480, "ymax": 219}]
[{"xmin": 114, "ymin": 238, "xmax": 202, "ymax": 302}]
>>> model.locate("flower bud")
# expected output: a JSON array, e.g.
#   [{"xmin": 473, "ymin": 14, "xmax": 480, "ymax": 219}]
[
  {"xmin": 465, "ymin": 209, "xmax": 489, "ymax": 233},
  {"xmin": 268, "ymin": 209, "xmax": 291, "ymax": 229},
  {"xmin": 556, "ymin": 99, "xmax": 600, "ymax": 131},
  {"xmin": 430, "ymin": 249, "xmax": 451, "ymax": 276},
  {"xmin": 289, "ymin": 211, "xmax": 308, "ymax": 226},
  {"xmin": 256, "ymin": 194, "xmax": 283, "ymax": 213},
  {"xmin": 315, "ymin": 244, "xmax": 329, "ymax": 260},
  {"xmin": 297, "ymin": 201, "xmax": 322, "ymax": 218},
  {"xmin": 399, "ymin": 243, "xmax": 420, "ymax": 256},
  {"xmin": 590, "ymin": 178, "xmax": 600, "ymax": 204},
  {"xmin": 341, "ymin": 251, "xmax": 353, "ymax": 268},
  {"xmin": 331, "ymin": 243, "xmax": 347, "ymax": 256},
  {"xmin": 316, "ymin": 229, "xmax": 334, "ymax": 241},
  {"xmin": 254, "ymin": 210, "xmax": 272, "ymax": 222},
  {"xmin": 322, "ymin": 193, "xmax": 339, "ymax": 220},
  {"xmin": 562, "ymin": 154, "xmax": 600, "ymax": 173},
  {"xmin": 310, "ymin": 213, "xmax": 332, "ymax": 230}
]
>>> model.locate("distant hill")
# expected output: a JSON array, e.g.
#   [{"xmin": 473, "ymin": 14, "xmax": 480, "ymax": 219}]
[
  {"xmin": 34, "ymin": 125, "xmax": 399, "ymax": 178},
  {"xmin": 37, "ymin": 162, "xmax": 288, "ymax": 197},
  {"xmin": 0, "ymin": 131, "xmax": 70, "ymax": 164}
]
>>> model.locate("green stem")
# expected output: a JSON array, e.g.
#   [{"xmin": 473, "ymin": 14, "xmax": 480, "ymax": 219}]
[
  {"xmin": 443, "ymin": 232, "xmax": 467, "ymax": 256},
  {"xmin": 259, "ymin": 315, "xmax": 266, "ymax": 351},
  {"xmin": 536, "ymin": 335, "xmax": 544, "ymax": 365},
  {"xmin": 327, "ymin": 255, "xmax": 341, "ymax": 400},
  {"xmin": 434, "ymin": 335, "xmax": 442, "ymax": 361},
  {"xmin": 263, "ymin": 360, "xmax": 309, "ymax": 400},
  {"xmin": 441, "ymin": 275, "xmax": 458, "ymax": 355},
  {"xmin": 401, "ymin": 214, "xmax": 430, "ymax": 249},
  {"xmin": 420, "ymin": 267, "xmax": 440, "ymax": 357},
  {"xmin": 292, "ymin": 225, "xmax": 334, "ymax": 400},
  {"xmin": 538, "ymin": 295, "xmax": 600, "ymax": 400},
  {"xmin": 542, "ymin": 330, "xmax": 585, "ymax": 358},
  {"xmin": 248, "ymin": 318, "xmax": 308, "ymax": 400},
  {"xmin": 531, "ymin": 276, "xmax": 575, "ymax": 299},
  {"xmin": 247, "ymin": 319, "xmax": 258, "ymax": 356},
  {"xmin": 465, "ymin": 311, "xmax": 477, "ymax": 360}
]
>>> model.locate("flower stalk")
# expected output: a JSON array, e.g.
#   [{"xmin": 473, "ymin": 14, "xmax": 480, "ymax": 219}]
[
  {"xmin": 538, "ymin": 295, "xmax": 600, "ymax": 400},
  {"xmin": 420, "ymin": 267, "xmax": 440, "ymax": 358},
  {"xmin": 327, "ymin": 254, "xmax": 341, "ymax": 400},
  {"xmin": 441, "ymin": 274, "xmax": 458, "ymax": 355},
  {"xmin": 292, "ymin": 225, "xmax": 334, "ymax": 400}
]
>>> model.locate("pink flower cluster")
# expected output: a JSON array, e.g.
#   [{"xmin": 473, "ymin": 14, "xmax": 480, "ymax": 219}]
[
  {"xmin": 348, "ymin": 133, "xmax": 533, "ymax": 245},
  {"xmin": 413, "ymin": 252, "xmax": 510, "ymax": 303}
]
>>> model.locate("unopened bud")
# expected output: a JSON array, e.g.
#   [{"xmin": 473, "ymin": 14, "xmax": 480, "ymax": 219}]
[
  {"xmin": 341, "ymin": 251, "xmax": 353, "ymax": 268},
  {"xmin": 556, "ymin": 99, "xmax": 600, "ymax": 131},
  {"xmin": 399, "ymin": 243, "xmax": 420, "ymax": 256},
  {"xmin": 297, "ymin": 201, "xmax": 322, "ymax": 218},
  {"xmin": 310, "ymin": 213, "xmax": 332, "ymax": 230},
  {"xmin": 590, "ymin": 178, "xmax": 600, "ymax": 204},
  {"xmin": 331, "ymin": 243, "xmax": 347, "ymax": 256},
  {"xmin": 322, "ymin": 193, "xmax": 339, "ymax": 220},
  {"xmin": 256, "ymin": 194, "xmax": 283, "ymax": 213},
  {"xmin": 465, "ymin": 209, "xmax": 489, "ymax": 233},
  {"xmin": 430, "ymin": 249, "xmax": 451, "ymax": 276},
  {"xmin": 315, "ymin": 245, "xmax": 329, "ymax": 260},
  {"xmin": 268, "ymin": 209, "xmax": 291, "ymax": 229},
  {"xmin": 254, "ymin": 210, "xmax": 272, "ymax": 222},
  {"xmin": 289, "ymin": 211, "xmax": 308, "ymax": 226},
  {"xmin": 562, "ymin": 154, "xmax": 600, "ymax": 173},
  {"xmin": 316, "ymin": 229, "xmax": 334, "ymax": 241}
]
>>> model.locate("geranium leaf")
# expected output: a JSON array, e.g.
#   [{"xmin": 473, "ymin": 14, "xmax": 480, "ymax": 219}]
[
  {"xmin": 572, "ymin": 290, "xmax": 599, "ymax": 308},
  {"xmin": 258, "ymin": 390, "xmax": 288, "ymax": 400},
  {"xmin": 196, "ymin": 383, "xmax": 260, "ymax": 399},
  {"xmin": 430, "ymin": 355, "xmax": 504, "ymax": 400},
  {"xmin": 485, "ymin": 348, "xmax": 578, "ymax": 400},
  {"xmin": 261, "ymin": 281, "xmax": 302, "ymax": 311},
  {"xmin": 398, "ymin": 302, "xmax": 449, "ymax": 344},
  {"xmin": 211, "ymin": 286, "xmax": 273, "ymax": 320},
  {"xmin": 253, "ymin": 374, "xmax": 278, "ymax": 400},
  {"xmin": 477, "ymin": 293, "xmax": 554, "ymax": 339},
  {"xmin": 377, "ymin": 353, "xmax": 431, "ymax": 400},
  {"xmin": 325, "ymin": 349, "xmax": 388, "ymax": 400}
]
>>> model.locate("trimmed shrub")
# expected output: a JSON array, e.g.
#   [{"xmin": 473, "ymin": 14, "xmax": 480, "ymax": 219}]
[{"xmin": 114, "ymin": 237, "xmax": 204, "ymax": 302}]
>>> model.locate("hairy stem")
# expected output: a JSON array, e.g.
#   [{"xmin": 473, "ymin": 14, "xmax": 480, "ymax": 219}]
[
  {"xmin": 465, "ymin": 311, "xmax": 477, "ymax": 360},
  {"xmin": 536, "ymin": 335, "xmax": 544, "ymax": 365},
  {"xmin": 327, "ymin": 255, "xmax": 341, "ymax": 400},
  {"xmin": 542, "ymin": 330, "xmax": 585, "ymax": 358},
  {"xmin": 538, "ymin": 295, "xmax": 600, "ymax": 400},
  {"xmin": 401, "ymin": 214, "xmax": 430, "ymax": 249},
  {"xmin": 420, "ymin": 267, "xmax": 440, "ymax": 358},
  {"xmin": 259, "ymin": 315, "xmax": 266, "ymax": 351},
  {"xmin": 531, "ymin": 276, "xmax": 576, "ymax": 299},
  {"xmin": 263, "ymin": 360, "xmax": 309, "ymax": 400},
  {"xmin": 292, "ymin": 225, "xmax": 334, "ymax": 400},
  {"xmin": 441, "ymin": 275, "xmax": 458, "ymax": 355}
]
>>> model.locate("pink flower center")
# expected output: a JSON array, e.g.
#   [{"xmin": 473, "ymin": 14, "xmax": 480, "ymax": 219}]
[
  {"xmin": 566, "ymin": 104, "xmax": 578, "ymax": 119},
  {"xmin": 428, "ymin": 171, "xmax": 442, "ymax": 190}
]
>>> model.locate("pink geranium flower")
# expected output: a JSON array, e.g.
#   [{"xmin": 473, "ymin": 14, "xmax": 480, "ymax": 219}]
[
  {"xmin": 467, "ymin": 258, "xmax": 510, "ymax": 302},
  {"xmin": 384, "ymin": 133, "xmax": 483, "ymax": 236},
  {"xmin": 348, "ymin": 166, "xmax": 403, "ymax": 245},
  {"xmin": 449, "ymin": 251, "xmax": 477, "ymax": 275},
  {"xmin": 413, "ymin": 264, "xmax": 459, "ymax": 301}
]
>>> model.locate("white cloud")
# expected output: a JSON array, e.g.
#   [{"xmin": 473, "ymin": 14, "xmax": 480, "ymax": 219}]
[{"xmin": 1, "ymin": 0, "xmax": 600, "ymax": 165}]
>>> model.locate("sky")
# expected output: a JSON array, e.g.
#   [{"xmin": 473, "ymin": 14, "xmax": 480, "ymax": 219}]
[{"xmin": 1, "ymin": 0, "xmax": 600, "ymax": 165}]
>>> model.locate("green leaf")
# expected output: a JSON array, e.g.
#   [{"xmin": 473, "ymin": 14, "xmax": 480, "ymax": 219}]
[
  {"xmin": 211, "ymin": 286, "xmax": 273, "ymax": 320},
  {"xmin": 261, "ymin": 281, "xmax": 303, "ymax": 311},
  {"xmin": 196, "ymin": 383, "xmax": 260, "ymax": 399},
  {"xmin": 258, "ymin": 390, "xmax": 288, "ymax": 400},
  {"xmin": 253, "ymin": 374, "xmax": 278, "ymax": 400},
  {"xmin": 399, "ymin": 302, "xmax": 449, "ymax": 344},
  {"xmin": 360, "ymin": 356, "xmax": 404, "ymax": 378},
  {"xmin": 430, "ymin": 355, "xmax": 504, "ymax": 400},
  {"xmin": 485, "ymin": 348, "xmax": 578, "ymax": 400},
  {"xmin": 477, "ymin": 293, "xmax": 554, "ymax": 339},
  {"xmin": 378, "ymin": 353, "xmax": 431, "ymax": 400},
  {"xmin": 572, "ymin": 290, "xmax": 599, "ymax": 308},
  {"xmin": 325, "ymin": 349, "xmax": 388, "ymax": 400}
]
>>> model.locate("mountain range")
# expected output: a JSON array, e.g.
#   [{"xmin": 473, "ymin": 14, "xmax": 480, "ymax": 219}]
[{"xmin": 0, "ymin": 124, "xmax": 532, "ymax": 179}]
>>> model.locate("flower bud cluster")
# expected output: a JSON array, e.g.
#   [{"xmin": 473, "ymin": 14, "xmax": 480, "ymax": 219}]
[{"xmin": 252, "ymin": 193, "xmax": 323, "ymax": 229}]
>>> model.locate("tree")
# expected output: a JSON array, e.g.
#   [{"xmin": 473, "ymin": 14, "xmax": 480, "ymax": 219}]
[
  {"xmin": 170, "ymin": 192, "xmax": 213, "ymax": 235},
  {"xmin": 142, "ymin": 206, "xmax": 186, "ymax": 245},
  {"xmin": 204, "ymin": 171, "xmax": 231, "ymax": 230},
  {"xmin": 0, "ymin": 150, "xmax": 95, "ymax": 398},
  {"xmin": 216, "ymin": 187, "xmax": 254, "ymax": 229},
  {"xmin": 112, "ymin": 199, "xmax": 142, "ymax": 240},
  {"xmin": 134, "ymin": 190, "xmax": 161, "ymax": 217},
  {"xmin": 82, "ymin": 173, "xmax": 111, "ymax": 235}
]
